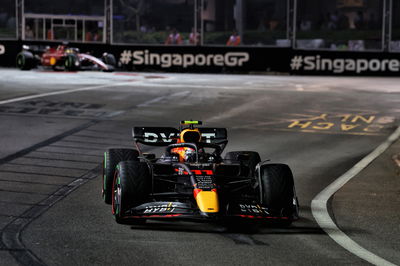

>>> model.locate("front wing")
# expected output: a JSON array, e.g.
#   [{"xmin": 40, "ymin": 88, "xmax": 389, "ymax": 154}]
[{"xmin": 119, "ymin": 201, "xmax": 296, "ymax": 222}]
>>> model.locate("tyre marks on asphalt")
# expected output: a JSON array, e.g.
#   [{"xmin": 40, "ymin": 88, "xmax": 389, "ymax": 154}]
[
  {"xmin": 0, "ymin": 164, "xmax": 88, "ymax": 177},
  {"xmin": 0, "ymin": 121, "xmax": 98, "ymax": 165},
  {"xmin": 0, "ymin": 120, "xmax": 139, "ymax": 266},
  {"xmin": 31, "ymin": 150, "xmax": 102, "ymax": 158},
  {"xmin": 24, "ymin": 153, "xmax": 101, "ymax": 163},
  {"xmin": 11, "ymin": 157, "xmax": 97, "ymax": 169},
  {"xmin": 0, "ymin": 115, "xmax": 163, "ymax": 265},
  {"xmin": 72, "ymin": 133, "xmax": 130, "ymax": 142},
  {"xmin": 1, "ymin": 169, "xmax": 101, "ymax": 266},
  {"xmin": 48, "ymin": 144, "xmax": 106, "ymax": 151},
  {"xmin": 0, "ymin": 87, "xmax": 192, "ymax": 265},
  {"xmin": 0, "ymin": 99, "xmax": 114, "ymax": 119},
  {"xmin": 221, "ymin": 233, "xmax": 269, "ymax": 246}
]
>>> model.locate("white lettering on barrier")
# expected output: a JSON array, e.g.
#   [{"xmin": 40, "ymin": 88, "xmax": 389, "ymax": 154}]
[
  {"xmin": 124, "ymin": 50, "xmax": 250, "ymax": 68},
  {"xmin": 224, "ymin": 52, "xmax": 250, "ymax": 67},
  {"xmin": 291, "ymin": 55, "xmax": 400, "ymax": 73},
  {"xmin": 0, "ymin": 45, "xmax": 5, "ymax": 55}
]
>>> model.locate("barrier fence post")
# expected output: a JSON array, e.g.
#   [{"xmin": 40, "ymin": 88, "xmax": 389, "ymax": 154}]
[
  {"xmin": 386, "ymin": 0, "xmax": 393, "ymax": 52},
  {"xmin": 105, "ymin": 0, "xmax": 112, "ymax": 44}
]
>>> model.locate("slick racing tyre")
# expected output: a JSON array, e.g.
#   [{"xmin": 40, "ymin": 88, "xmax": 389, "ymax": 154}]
[
  {"xmin": 102, "ymin": 53, "xmax": 116, "ymax": 72},
  {"xmin": 103, "ymin": 65, "xmax": 115, "ymax": 72},
  {"xmin": 16, "ymin": 51, "xmax": 36, "ymax": 70},
  {"xmin": 102, "ymin": 53, "xmax": 116, "ymax": 66},
  {"xmin": 258, "ymin": 163, "xmax": 297, "ymax": 224},
  {"xmin": 225, "ymin": 151, "xmax": 261, "ymax": 177},
  {"xmin": 112, "ymin": 161, "xmax": 150, "ymax": 224},
  {"xmin": 103, "ymin": 148, "xmax": 139, "ymax": 204},
  {"xmin": 64, "ymin": 53, "xmax": 79, "ymax": 71}
]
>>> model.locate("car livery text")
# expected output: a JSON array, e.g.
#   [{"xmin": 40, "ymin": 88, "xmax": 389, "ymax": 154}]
[{"xmin": 143, "ymin": 132, "xmax": 216, "ymax": 143}]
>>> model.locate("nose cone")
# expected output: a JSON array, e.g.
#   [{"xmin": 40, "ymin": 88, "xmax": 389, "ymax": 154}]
[{"xmin": 195, "ymin": 190, "xmax": 219, "ymax": 213}]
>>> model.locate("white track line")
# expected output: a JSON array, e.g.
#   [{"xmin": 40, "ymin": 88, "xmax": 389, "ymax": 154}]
[
  {"xmin": 137, "ymin": 91, "xmax": 190, "ymax": 107},
  {"xmin": 311, "ymin": 126, "xmax": 400, "ymax": 266},
  {"xmin": 0, "ymin": 82, "xmax": 131, "ymax": 105}
]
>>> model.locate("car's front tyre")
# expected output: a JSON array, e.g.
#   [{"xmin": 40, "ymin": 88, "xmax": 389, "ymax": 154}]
[
  {"xmin": 16, "ymin": 51, "xmax": 36, "ymax": 70},
  {"xmin": 257, "ymin": 163, "xmax": 298, "ymax": 225},
  {"xmin": 102, "ymin": 148, "xmax": 139, "ymax": 204},
  {"xmin": 64, "ymin": 53, "xmax": 80, "ymax": 71},
  {"xmin": 112, "ymin": 161, "xmax": 150, "ymax": 224},
  {"xmin": 102, "ymin": 53, "xmax": 116, "ymax": 66}
]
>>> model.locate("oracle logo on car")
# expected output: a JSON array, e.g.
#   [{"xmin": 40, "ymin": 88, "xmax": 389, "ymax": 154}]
[
  {"xmin": 144, "ymin": 132, "xmax": 177, "ymax": 143},
  {"xmin": 0, "ymin": 44, "xmax": 5, "ymax": 55},
  {"xmin": 120, "ymin": 49, "xmax": 250, "ymax": 68},
  {"xmin": 143, "ymin": 132, "xmax": 216, "ymax": 143}
]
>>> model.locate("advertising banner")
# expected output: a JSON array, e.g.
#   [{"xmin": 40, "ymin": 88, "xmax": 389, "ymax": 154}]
[
  {"xmin": 111, "ymin": 45, "xmax": 291, "ymax": 73},
  {"xmin": 0, "ymin": 41, "xmax": 20, "ymax": 67},
  {"xmin": 289, "ymin": 50, "xmax": 400, "ymax": 76},
  {"xmin": 1, "ymin": 40, "xmax": 400, "ymax": 76}
]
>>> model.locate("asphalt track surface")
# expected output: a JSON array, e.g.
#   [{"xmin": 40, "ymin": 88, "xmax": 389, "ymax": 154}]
[{"xmin": 0, "ymin": 69, "xmax": 399, "ymax": 265}]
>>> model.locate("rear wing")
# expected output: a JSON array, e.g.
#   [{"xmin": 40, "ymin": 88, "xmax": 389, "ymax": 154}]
[
  {"xmin": 22, "ymin": 44, "xmax": 46, "ymax": 54},
  {"xmin": 132, "ymin": 127, "xmax": 227, "ymax": 146},
  {"xmin": 133, "ymin": 127, "xmax": 179, "ymax": 146}
]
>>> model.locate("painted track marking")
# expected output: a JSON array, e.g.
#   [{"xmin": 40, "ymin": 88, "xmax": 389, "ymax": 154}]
[
  {"xmin": 0, "ymin": 82, "xmax": 132, "ymax": 105},
  {"xmin": 311, "ymin": 126, "xmax": 400, "ymax": 266},
  {"xmin": 137, "ymin": 91, "xmax": 190, "ymax": 107}
]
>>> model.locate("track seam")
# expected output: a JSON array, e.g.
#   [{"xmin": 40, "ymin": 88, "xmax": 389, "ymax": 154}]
[
  {"xmin": 0, "ymin": 119, "xmax": 102, "ymax": 266},
  {"xmin": 1, "ymin": 167, "xmax": 100, "ymax": 266},
  {"xmin": 0, "ymin": 83, "xmax": 188, "ymax": 265},
  {"xmin": 0, "ymin": 121, "xmax": 98, "ymax": 165},
  {"xmin": 311, "ymin": 126, "xmax": 400, "ymax": 266}
]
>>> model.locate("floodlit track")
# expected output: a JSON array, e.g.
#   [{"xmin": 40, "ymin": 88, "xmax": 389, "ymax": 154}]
[{"xmin": 0, "ymin": 69, "xmax": 399, "ymax": 265}]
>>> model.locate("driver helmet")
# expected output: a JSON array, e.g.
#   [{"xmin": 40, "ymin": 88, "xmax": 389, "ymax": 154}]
[
  {"xmin": 173, "ymin": 129, "xmax": 201, "ymax": 162},
  {"xmin": 183, "ymin": 148, "xmax": 196, "ymax": 162}
]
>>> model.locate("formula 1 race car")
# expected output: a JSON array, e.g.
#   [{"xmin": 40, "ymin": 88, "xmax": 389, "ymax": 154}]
[
  {"xmin": 16, "ymin": 44, "xmax": 115, "ymax": 71},
  {"xmin": 102, "ymin": 121, "xmax": 299, "ymax": 226}
]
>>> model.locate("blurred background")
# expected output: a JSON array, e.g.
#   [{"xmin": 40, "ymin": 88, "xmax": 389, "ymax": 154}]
[{"xmin": 1, "ymin": 0, "xmax": 399, "ymax": 52}]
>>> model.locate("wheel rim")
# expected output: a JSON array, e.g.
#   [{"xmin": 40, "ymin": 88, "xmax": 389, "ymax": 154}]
[
  {"xmin": 102, "ymin": 153, "xmax": 107, "ymax": 199},
  {"xmin": 17, "ymin": 54, "xmax": 24, "ymax": 68},
  {"xmin": 65, "ymin": 56, "xmax": 70, "ymax": 68},
  {"xmin": 112, "ymin": 174, "xmax": 121, "ymax": 215}
]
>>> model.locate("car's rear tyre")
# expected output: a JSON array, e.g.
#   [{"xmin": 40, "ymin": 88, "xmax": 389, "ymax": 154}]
[
  {"xmin": 102, "ymin": 148, "xmax": 139, "ymax": 204},
  {"xmin": 16, "ymin": 51, "xmax": 35, "ymax": 70},
  {"xmin": 102, "ymin": 53, "xmax": 116, "ymax": 66},
  {"xmin": 112, "ymin": 161, "xmax": 150, "ymax": 224},
  {"xmin": 102, "ymin": 54, "xmax": 116, "ymax": 72},
  {"xmin": 102, "ymin": 64, "xmax": 115, "ymax": 72},
  {"xmin": 225, "ymin": 151, "xmax": 261, "ymax": 177},
  {"xmin": 64, "ymin": 53, "xmax": 79, "ymax": 71},
  {"xmin": 258, "ymin": 163, "xmax": 297, "ymax": 225}
]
